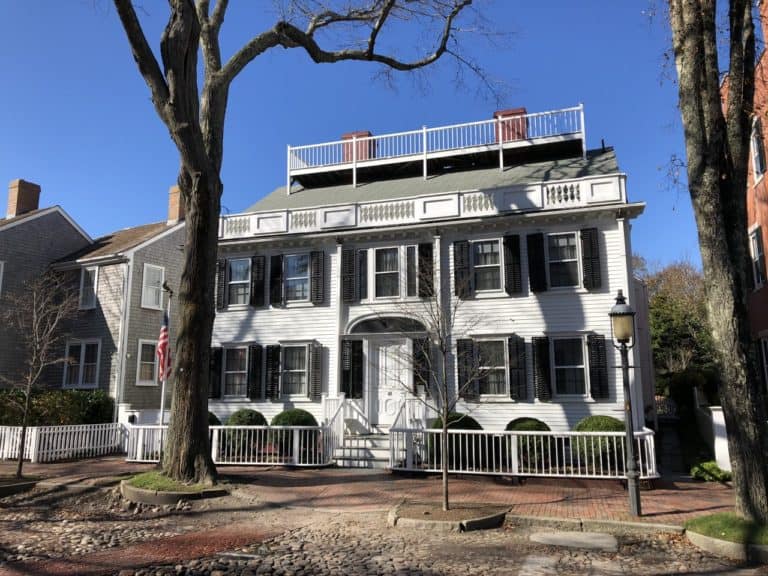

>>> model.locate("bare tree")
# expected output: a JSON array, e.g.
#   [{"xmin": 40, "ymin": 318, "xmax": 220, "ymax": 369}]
[
  {"xmin": 0, "ymin": 272, "xmax": 78, "ymax": 478},
  {"xmin": 668, "ymin": 0, "xmax": 768, "ymax": 521},
  {"xmin": 112, "ymin": 0, "xmax": 488, "ymax": 483}
]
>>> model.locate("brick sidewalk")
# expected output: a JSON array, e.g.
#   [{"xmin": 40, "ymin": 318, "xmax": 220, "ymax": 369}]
[{"xmin": 0, "ymin": 456, "xmax": 734, "ymax": 526}]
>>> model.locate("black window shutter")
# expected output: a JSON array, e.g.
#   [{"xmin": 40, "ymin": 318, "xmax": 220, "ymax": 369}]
[
  {"xmin": 209, "ymin": 347, "xmax": 223, "ymax": 399},
  {"xmin": 342, "ymin": 249, "xmax": 356, "ymax": 303},
  {"xmin": 309, "ymin": 344, "xmax": 322, "ymax": 401},
  {"xmin": 247, "ymin": 344, "xmax": 263, "ymax": 400},
  {"xmin": 588, "ymin": 334, "xmax": 609, "ymax": 399},
  {"xmin": 503, "ymin": 235, "xmax": 522, "ymax": 295},
  {"xmin": 532, "ymin": 336, "xmax": 551, "ymax": 401},
  {"xmin": 269, "ymin": 255, "xmax": 283, "ymax": 306},
  {"xmin": 453, "ymin": 241, "xmax": 471, "ymax": 298},
  {"xmin": 527, "ymin": 233, "xmax": 547, "ymax": 293},
  {"xmin": 250, "ymin": 256, "xmax": 265, "ymax": 307},
  {"xmin": 265, "ymin": 344, "xmax": 281, "ymax": 400},
  {"xmin": 456, "ymin": 338, "xmax": 477, "ymax": 400},
  {"xmin": 418, "ymin": 243, "xmax": 434, "ymax": 298},
  {"xmin": 341, "ymin": 340, "xmax": 364, "ymax": 399},
  {"xmin": 358, "ymin": 250, "xmax": 368, "ymax": 300},
  {"xmin": 310, "ymin": 250, "xmax": 325, "ymax": 304},
  {"xmin": 507, "ymin": 335, "xmax": 527, "ymax": 400},
  {"xmin": 215, "ymin": 260, "xmax": 227, "ymax": 310},
  {"xmin": 581, "ymin": 228, "xmax": 602, "ymax": 290},
  {"xmin": 412, "ymin": 337, "xmax": 431, "ymax": 395}
]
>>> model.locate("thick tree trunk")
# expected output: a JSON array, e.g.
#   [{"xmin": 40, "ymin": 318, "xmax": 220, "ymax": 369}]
[
  {"xmin": 15, "ymin": 387, "xmax": 32, "ymax": 479},
  {"xmin": 162, "ymin": 172, "xmax": 220, "ymax": 484}
]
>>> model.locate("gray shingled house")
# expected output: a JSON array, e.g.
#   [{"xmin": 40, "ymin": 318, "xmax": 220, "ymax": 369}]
[
  {"xmin": 0, "ymin": 179, "xmax": 92, "ymax": 385},
  {"xmin": 50, "ymin": 187, "xmax": 186, "ymax": 423}
]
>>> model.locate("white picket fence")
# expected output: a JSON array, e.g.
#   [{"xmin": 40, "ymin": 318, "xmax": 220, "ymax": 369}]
[
  {"xmin": 0, "ymin": 423, "xmax": 125, "ymax": 463},
  {"xmin": 389, "ymin": 427, "xmax": 659, "ymax": 480},
  {"xmin": 125, "ymin": 424, "xmax": 337, "ymax": 466}
]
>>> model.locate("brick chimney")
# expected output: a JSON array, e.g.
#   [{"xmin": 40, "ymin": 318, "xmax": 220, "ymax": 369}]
[
  {"xmin": 7, "ymin": 179, "xmax": 41, "ymax": 219},
  {"xmin": 167, "ymin": 185, "xmax": 185, "ymax": 225}
]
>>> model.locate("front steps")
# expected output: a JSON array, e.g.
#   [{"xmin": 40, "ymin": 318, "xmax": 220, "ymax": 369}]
[{"xmin": 334, "ymin": 432, "xmax": 390, "ymax": 469}]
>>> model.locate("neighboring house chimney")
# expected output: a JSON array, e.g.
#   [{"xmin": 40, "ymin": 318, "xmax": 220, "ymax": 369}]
[
  {"xmin": 6, "ymin": 179, "xmax": 41, "ymax": 219},
  {"xmin": 167, "ymin": 185, "xmax": 185, "ymax": 225}
]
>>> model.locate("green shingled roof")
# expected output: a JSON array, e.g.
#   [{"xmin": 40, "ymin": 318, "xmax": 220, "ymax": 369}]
[{"xmin": 248, "ymin": 148, "xmax": 619, "ymax": 213}]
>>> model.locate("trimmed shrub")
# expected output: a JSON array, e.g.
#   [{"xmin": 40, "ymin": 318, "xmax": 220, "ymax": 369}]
[
  {"xmin": 428, "ymin": 412, "xmax": 483, "ymax": 470},
  {"xmin": 0, "ymin": 390, "xmax": 113, "ymax": 426},
  {"xmin": 505, "ymin": 418, "xmax": 552, "ymax": 473},
  {"xmin": 227, "ymin": 409, "xmax": 267, "ymax": 426},
  {"xmin": 208, "ymin": 412, "xmax": 222, "ymax": 426},
  {"xmin": 271, "ymin": 408, "xmax": 318, "ymax": 427},
  {"xmin": 506, "ymin": 417, "xmax": 550, "ymax": 432},
  {"xmin": 572, "ymin": 415, "xmax": 625, "ymax": 470},
  {"xmin": 691, "ymin": 460, "xmax": 732, "ymax": 483},
  {"xmin": 270, "ymin": 409, "xmax": 320, "ymax": 462}
]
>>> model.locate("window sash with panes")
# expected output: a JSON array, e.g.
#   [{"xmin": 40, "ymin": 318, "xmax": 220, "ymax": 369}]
[
  {"xmin": 473, "ymin": 240, "xmax": 501, "ymax": 291},
  {"xmin": 548, "ymin": 233, "xmax": 579, "ymax": 287},
  {"xmin": 753, "ymin": 120, "xmax": 767, "ymax": 179},
  {"xmin": 284, "ymin": 254, "xmax": 310, "ymax": 301},
  {"xmin": 751, "ymin": 229, "xmax": 766, "ymax": 288},
  {"xmin": 375, "ymin": 248, "xmax": 399, "ymax": 298},
  {"xmin": 141, "ymin": 264, "xmax": 164, "ymax": 309},
  {"xmin": 227, "ymin": 259, "xmax": 250, "ymax": 305},
  {"xmin": 223, "ymin": 348, "xmax": 248, "ymax": 397},
  {"xmin": 553, "ymin": 338, "xmax": 586, "ymax": 396},
  {"xmin": 79, "ymin": 267, "xmax": 98, "ymax": 309},
  {"xmin": 64, "ymin": 341, "xmax": 99, "ymax": 388},
  {"xmin": 137, "ymin": 341, "xmax": 158, "ymax": 385},
  {"xmin": 282, "ymin": 345, "xmax": 308, "ymax": 395},
  {"xmin": 476, "ymin": 340, "xmax": 506, "ymax": 395}
]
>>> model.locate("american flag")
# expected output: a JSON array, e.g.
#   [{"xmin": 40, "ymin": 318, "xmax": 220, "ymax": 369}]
[{"xmin": 157, "ymin": 311, "xmax": 171, "ymax": 381}]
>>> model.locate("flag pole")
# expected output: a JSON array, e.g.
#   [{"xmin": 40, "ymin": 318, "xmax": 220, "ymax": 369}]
[{"xmin": 159, "ymin": 284, "xmax": 173, "ymax": 426}]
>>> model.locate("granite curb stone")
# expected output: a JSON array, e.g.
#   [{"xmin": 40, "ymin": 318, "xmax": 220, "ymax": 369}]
[{"xmin": 120, "ymin": 480, "xmax": 228, "ymax": 506}]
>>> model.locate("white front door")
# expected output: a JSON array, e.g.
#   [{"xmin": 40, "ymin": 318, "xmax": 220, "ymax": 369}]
[{"xmin": 371, "ymin": 339, "xmax": 408, "ymax": 427}]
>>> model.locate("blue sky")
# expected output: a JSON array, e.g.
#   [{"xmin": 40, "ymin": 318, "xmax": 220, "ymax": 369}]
[{"xmin": 0, "ymin": 1, "xmax": 697, "ymax": 267}]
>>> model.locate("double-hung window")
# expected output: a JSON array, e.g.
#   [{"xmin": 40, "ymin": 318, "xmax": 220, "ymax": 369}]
[
  {"xmin": 282, "ymin": 345, "xmax": 308, "ymax": 395},
  {"xmin": 751, "ymin": 228, "xmax": 766, "ymax": 288},
  {"xmin": 285, "ymin": 254, "xmax": 310, "ymax": 301},
  {"xmin": 227, "ymin": 259, "xmax": 250, "ymax": 305},
  {"xmin": 753, "ymin": 119, "xmax": 767, "ymax": 180},
  {"xmin": 375, "ymin": 248, "xmax": 399, "ymax": 298},
  {"xmin": 553, "ymin": 338, "xmax": 586, "ymax": 396},
  {"xmin": 136, "ymin": 340, "xmax": 158, "ymax": 386},
  {"xmin": 223, "ymin": 348, "xmax": 248, "ymax": 397},
  {"xmin": 548, "ymin": 233, "xmax": 579, "ymax": 288},
  {"xmin": 79, "ymin": 267, "xmax": 98, "ymax": 309},
  {"xmin": 141, "ymin": 264, "xmax": 164, "ymax": 309},
  {"xmin": 473, "ymin": 240, "xmax": 501, "ymax": 291},
  {"xmin": 64, "ymin": 340, "xmax": 100, "ymax": 388},
  {"xmin": 476, "ymin": 340, "xmax": 506, "ymax": 395}
]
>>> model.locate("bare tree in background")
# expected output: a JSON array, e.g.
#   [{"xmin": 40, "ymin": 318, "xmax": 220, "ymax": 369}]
[
  {"xmin": 112, "ymin": 0, "xmax": 490, "ymax": 483},
  {"xmin": 0, "ymin": 272, "xmax": 78, "ymax": 478}
]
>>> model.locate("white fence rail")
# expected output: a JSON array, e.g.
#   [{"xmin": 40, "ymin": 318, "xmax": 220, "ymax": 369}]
[
  {"xmin": 126, "ymin": 424, "xmax": 335, "ymax": 466},
  {"xmin": 0, "ymin": 423, "xmax": 125, "ymax": 463},
  {"xmin": 389, "ymin": 427, "xmax": 658, "ymax": 480}
]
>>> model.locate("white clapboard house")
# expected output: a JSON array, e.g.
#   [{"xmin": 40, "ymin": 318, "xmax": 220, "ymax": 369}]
[{"xmin": 209, "ymin": 105, "xmax": 652, "ymax": 469}]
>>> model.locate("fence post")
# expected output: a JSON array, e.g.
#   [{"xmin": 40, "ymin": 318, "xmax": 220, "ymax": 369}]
[
  {"xmin": 511, "ymin": 433, "xmax": 519, "ymax": 476},
  {"xmin": 293, "ymin": 429, "xmax": 300, "ymax": 465},
  {"xmin": 211, "ymin": 428, "xmax": 220, "ymax": 464},
  {"xmin": 29, "ymin": 427, "xmax": 40, "ymax": 464},
  {"xmin": 405, "ymin": 431, "xmax": 413, "ymax": 470}
]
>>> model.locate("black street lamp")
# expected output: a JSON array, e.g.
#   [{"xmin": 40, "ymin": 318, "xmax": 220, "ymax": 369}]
[{"xmin": 609, "ymin": 289, "xmax": 642, "ymax": 517}]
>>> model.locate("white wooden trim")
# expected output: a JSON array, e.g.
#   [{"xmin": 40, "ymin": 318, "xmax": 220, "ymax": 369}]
[
  {"xmin": 140, "ymin": 263, "xmax": 165, "ymax": 310},
  {"xmin": 78, "ymin": 266, "xmax": 99, "ymax": 310},
  {"xmin": 0, "ymin": 206, "xmax": 92, "ymax": 242},
  {"xmin": 136, "ymin": 339, "xmax": 159, "ymax": 387},
  {"xmin": 222, "ymin": 346, "xmax": 249, "ymax": 398},
  {"xmin": 549, "ymin": 334, "xmax": 590, "ymax": 400},
  {"xmin": 283, "ymin": 252, "xmax": 311, "ymax": 303},
  {"xmin": 546, "ymin": 231, "xmax": 582, "ymax": 290},
  {"xmin": 62, "ymin": 338, "xmax": 102, "ymax": 389},
  {"xmin": 121, "ymin": 221, "xmax": 185, "ymax": 257}
]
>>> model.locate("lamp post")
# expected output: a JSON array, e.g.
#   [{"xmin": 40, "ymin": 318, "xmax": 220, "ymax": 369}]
[{"xmin": 609, "ymin": 289, "xmax": 641, "ymax": 517}]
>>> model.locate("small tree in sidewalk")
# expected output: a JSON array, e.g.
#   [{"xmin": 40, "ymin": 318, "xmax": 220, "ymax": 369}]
[{"xmin": 0, "ymin": 271, "xmax": 78, "ymax": 478}]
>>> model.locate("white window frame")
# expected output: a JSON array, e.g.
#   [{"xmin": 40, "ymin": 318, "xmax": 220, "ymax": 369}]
[
  {"xmin": 222, "ymin": 347, "xmax": 248, "ymax": 398},
  {"xmin": 136, "ymin": 339, "xmax": 159, "ymax": 386},
  {"xmin": 78, "ymin": 266, "xmax": 99, "ymax": 310},
  {"xmin": 141, "ymin": 264, "xmax": 165, "ymax": 310},
  {"xmin": 227, "ymin": 258, "xmax": 251, "ymax": 307},
  {"xmin": 475, "ymin": 338, "xmax": 508, "ymax": 397},
  {"xmin": 751, "ymin": 227, "xmax": 766, "ymax": 289},
  {"xmin": 550, "ymin": 336, "xmax": 588, "ymax": 399},
  {"xmin": 0, "ymin": 261, "xmax": 4, "ymax": 296},
  {"xmin": 373, "ymin": 246, "xmax": 400, "ymax": 299},
  {"xmin": 63, "ymin": 339, "xmax": 101, "ymax": 389},
  {"xmin": 284, "ymin": 253, "xmax": 310, "ymax": 303},
  {"xmin": 281, "ymin": 343, "xmax": 310, "ymax": 398},
  {"xmin": 753, "ymin": 119, "xmax": 766, "ymax": 183},
  {"xmin": 547, "ymin": 232, "xmax": 581, "ymax": 289},
  {"xmin": 471, "ymin": 239, "xmax": 503, "ymax": 292}
]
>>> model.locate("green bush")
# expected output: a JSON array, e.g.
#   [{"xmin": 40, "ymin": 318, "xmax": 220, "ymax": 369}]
[
  {"xmin": 270, "ymin": 409, "xmax": 320, "ymax": 462},
  {"xmin": 227, "ymin": 409, "xmax": 267, "ymax": 426},
  {"xmin": 572, "ymin": 415, "xmax": 625, "ymax": 470},
  {"xmin": 505, "ymin": 418, "xmax": 552, "ymax": 473},
  {"xmin": 691, "ymin": 460, "xmax": 732, "ymax": 482},
  {"xmin": 506, "ymin": 417, "xmax": 550, "ymax": 432},
  {"xmin": 428, "ymin": 412, "xmax": 483, "ymax": 470},
  {"xmin": 0, "ymin": 390, "xmax": 114, "ymax": 426},
  {"xmin": 208, "ymin": 412, "xmax": 222, "ymax": 426},
  {"xmin": 574, "ymin": 415, "xmax": 625, "ymax": 433},
  {"xmin": 271, "ymin": 408, "xmax": 318, "ymax": 427},
  {"xmin": 429, "ymin": 412, "xmax": 482, "ymax": 431}
]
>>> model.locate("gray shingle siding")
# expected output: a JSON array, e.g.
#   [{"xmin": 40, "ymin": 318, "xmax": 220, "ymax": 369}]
[{"xmin": 0, "ymin": 211, "xmax": 90, "ymax": 386}]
